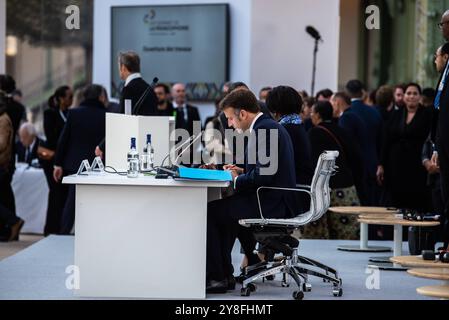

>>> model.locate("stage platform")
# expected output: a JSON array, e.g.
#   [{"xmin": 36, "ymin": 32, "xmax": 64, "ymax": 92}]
[{"xmin": 0, "ymin": 236, "xmax": 434, "ymax": 300}]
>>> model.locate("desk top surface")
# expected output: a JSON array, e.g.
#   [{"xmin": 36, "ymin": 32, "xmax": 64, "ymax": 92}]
[
  {"xmin": 408, "ymin": 268, "xmax": 449, "ymax": 280},
  {"xmin": 329, "ymin": 207, "xmax": 398, "ymax": 215},
  {"xmin": 63, "ymin": 173, "xmax": 230, "ymax": 188}
]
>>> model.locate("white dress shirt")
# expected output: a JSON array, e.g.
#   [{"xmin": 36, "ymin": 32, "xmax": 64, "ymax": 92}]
[
  {"xmin": 124, "ymin": 73, "xmax": 142, "ymax": 87},
  {"xmin": 234, "ymin": 112, "xmax": 264, "ymax": 188}
]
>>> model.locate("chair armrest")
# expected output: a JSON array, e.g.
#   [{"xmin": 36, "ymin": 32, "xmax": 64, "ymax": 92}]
[
  {"xmin": 296, "ymin": 184, "xmax": 311, "ymax": 190},
  {"xmin": 256, "ymin": 186, "xmax": 312, "ymax": 221}
]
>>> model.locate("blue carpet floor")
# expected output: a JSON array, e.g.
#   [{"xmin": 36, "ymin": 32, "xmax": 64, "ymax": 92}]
[{"xmin": 0, "ymin": 236, "xmax": 436, "ymax": 300}]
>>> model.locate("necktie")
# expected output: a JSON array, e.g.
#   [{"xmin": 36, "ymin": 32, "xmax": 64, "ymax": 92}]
[{"xmin": 435, "ymin": 62, "xmax": 449, "ymax": 110}]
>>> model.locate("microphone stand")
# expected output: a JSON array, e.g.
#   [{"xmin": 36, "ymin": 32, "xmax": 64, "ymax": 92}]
[
  {"xmin": 311, "ymin": 38, "xmax": 320, "ymax": 97},
  {"xmin": 133, "ymin": 78, "xmax": 159, "ymax": 115}
]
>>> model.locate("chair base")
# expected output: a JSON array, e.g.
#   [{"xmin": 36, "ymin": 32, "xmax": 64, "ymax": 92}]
[{"xmin": 240, "ymin": 250, "xmax": 343, "ymax": 300}]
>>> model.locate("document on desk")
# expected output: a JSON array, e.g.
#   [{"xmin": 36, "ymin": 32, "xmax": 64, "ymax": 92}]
[{"xmin": 177, "ymin": 167, "xmax": 233, "ymax": 182}]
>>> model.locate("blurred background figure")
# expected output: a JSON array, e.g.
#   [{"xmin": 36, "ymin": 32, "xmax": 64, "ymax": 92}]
[
  {"xmin": 16, "ymin": 122, "xmax": 41, "ymax": 166},
  {"xmin": 258, "ymin": 87, "xmax": 272, "ymax": 103}
]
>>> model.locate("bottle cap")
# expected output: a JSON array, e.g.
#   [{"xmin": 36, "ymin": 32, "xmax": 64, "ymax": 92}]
[
  {"xmin": 147, "ymin": 134, "xmax": 152, "ymax": 144},
  {"xmin": 131, "ymin": 137, "xmax": 136, "ymax": 148}
]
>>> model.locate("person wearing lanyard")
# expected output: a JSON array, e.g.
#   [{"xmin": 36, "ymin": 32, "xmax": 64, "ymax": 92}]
[
  {"xmin": 42, "ymin": 86, "xmax": 73, "ymax": 236},
  {"xmin": 433, "ymin": 11, "xmax": 449, "ymax": 251}
]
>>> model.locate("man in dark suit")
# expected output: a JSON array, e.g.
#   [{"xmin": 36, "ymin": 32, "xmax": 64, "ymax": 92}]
[
  {"xmin": 54, "ymin": 85, "xmax": 107, "ymax": 234},
  {"xmin": 433, "ymin": 11, "xmax": 449, "ymax": 250},
  {"xmin": 117, "ymin": 51, "xmax": 158, "ymax": 116},
  {"xmin": 154, "ymin": 83, "xmax": 175, "ymax": 117},
  {"xmin": 172, "ymin": 83, "xmax": 201, "ymax": 136},
  {"xmin": 16, "ymin": 123, "xmax": 41, "ymax": 165},
  {"xmin": 345, "ymin": 80, "xmax": 383, "ymax": 206},
  {"xmin": 206, "ymin": 89, "xmax": 296, "ymax": 293}
]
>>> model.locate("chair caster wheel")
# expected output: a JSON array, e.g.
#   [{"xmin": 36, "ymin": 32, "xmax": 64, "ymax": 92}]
[
  {"xmin": 265, "ymin": 275, "xmax": 275, "ymax": 281},
  {"xmin": 282, "ymin": 282, "xmax": 290, "ymax": 288},
  {"xmin": 248, "ymin": 283, "xmax": 257, "ymax": 292},
  {"xmin": 333, "ymin": 288, "xmax": 343, "ymax": 297},
  {"xmin": 303, "ymin": 283, "xmax": 312, "ymax": 292},
  {"xmin": 293, "ymin": 291, "xmax": 304, "ymax": 300},
  {"xmin": 241, "ymin": 287, "xmax": 251, "ymax": 297}
]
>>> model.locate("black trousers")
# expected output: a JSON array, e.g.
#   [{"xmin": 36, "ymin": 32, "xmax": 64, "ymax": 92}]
[
  {"xmin": 42, "ymin": 162, "xmax": 68, "ymax": 236},
  {"xmin": 0, "ymin": 169, "xmax": 19, "ymax": 226},
  {"xmin": 207, "ymin": 193, "xmax": 260, "ymax": 281},
  {"xmin": 60, "ymin": 183, "xmax": 75, "ymax": 235},
  {"xmin": 438, "ymin": 139, "xmax": 449, "ymax": 247}
]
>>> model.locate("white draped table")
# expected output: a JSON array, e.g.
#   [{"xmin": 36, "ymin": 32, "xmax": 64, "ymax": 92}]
[{"xmin": 11, "ymin": 163, "xmax": 48, "ymax": 234}]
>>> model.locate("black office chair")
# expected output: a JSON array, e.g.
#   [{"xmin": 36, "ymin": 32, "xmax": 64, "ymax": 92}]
[{"xmin": 239, "ymin": 151, "xmax": 343, "ymax": 300}]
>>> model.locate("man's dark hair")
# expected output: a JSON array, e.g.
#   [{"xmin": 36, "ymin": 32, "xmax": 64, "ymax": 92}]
[
  {"xmin": 375, "ymin": 85, "xmax": 394, "ymax": 109},
  {"xmin": 369, "ymin": 89, "xmax": 378, "ymax": 105},
  {"xmin": 422, "ymin": 87, "xmax": 436, "ymax": 99},
  {"xmin": 313, "ymin": 101, "xmax": 334, "ymax": 121},
  {"xmin": 260, "ymin": 86, "xmax": 272, "ymax": 93},
  {"xmin": 266, "ymin": 86, "xmax": 302, "ymax": 116},
  {"xmin": 220, "ymin": 89, "xmax": 260, "ymax": 114},
  {"xmin": 229, "ymin": 82, "xmax": 249, "ymax": 93},
  {"xmin": 404, "ymin": 82, "xmax": 422, "ymax": 95},
  {"xmin": 155, "ymin": 83, "xmax": 171, "ymax": 94},
  {"xmin": 118, "ymin": 51, "xmax": 141, "ymax": 73},
  {"xmin": 333, "ymin": 92, "xmax": 351, "ymax": 106},
  {"xmin": 83, "ymin": 84, "xmax": 105, "ymax": 101},
  {"xmin": 303, "ymin": 97, "xmax": 315, "ymax": 108},
  {"xmin": 394, "ymin": 84, "xmax": 406, "ymax": 92},
  {"xmin": 316, "ymin": 89, "xmax": 333, "ymax": 100},
  {"xmin": 0, "ymin": 74, "xmax": 16, "ymax": 94},
  {"xmin": 345, "ymin": 79, "xmax": 365, "ymax": 98},
  {"xmin": 441, "ymin": 42, "xmax": 449, "ymax": 55}
]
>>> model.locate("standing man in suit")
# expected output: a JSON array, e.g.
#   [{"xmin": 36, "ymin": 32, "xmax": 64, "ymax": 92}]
[
  {"xmin": 16, "ymin": 123, "xmax": 40, "ymax": 165},
  {"xmin": 206, "ymin": 89, "xmax": 296, "ymax": 293},
  {"xmin": 172, "ymin": 83, "xmax": 201, "ymax": 136},
  {"xmin": 54, "ymin": 85, "xmax": 107, "ymax": 234},
  {"xmin": 432, "ymin": 10, "xmax": 449, "ymax": 250},
  {"xmin": 154, "ymin": 84, "xmax": 175, "ymax": 117},
  {"xmin": 345, "ymin": 80, "xmax": 383, "ymax": 206},
  {"xmin": 118, "ymin": 51, "xmax": 158, "ymax": 116}
]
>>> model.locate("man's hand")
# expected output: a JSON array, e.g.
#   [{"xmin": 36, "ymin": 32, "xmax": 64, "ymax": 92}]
[
  {"xmin": 376, "ymin": 165, "xmax": 384, "ymax": 186},
  {"xmin": 200, "ymin": 163, "xmax": 217, "ymax": 170},
  {"xmin": 431, "ymin": 152, "xmax": 439, "ymax": 168},
  {"xmin": 53, "ymin": 166, "xmax": 63, "ymax": 183},
  {"xmin": 229, "ymin": 169, "xmax": 239, "ymax": 182},
  {"xmin": 95, "ymin": 146, "xmax": 104, "ymax": 159},
  {"xmin": 223, "ymin": 164, "xmax": 244, "ymax": 175},
  {"xmin": 424, "ymin": 159, "xmax": 440, "ymax": 175}
]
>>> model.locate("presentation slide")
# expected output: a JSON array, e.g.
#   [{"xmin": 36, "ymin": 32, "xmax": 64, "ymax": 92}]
[{"xmin": 111, "ymin": 4, "xmax": 229, "ymax": 101}]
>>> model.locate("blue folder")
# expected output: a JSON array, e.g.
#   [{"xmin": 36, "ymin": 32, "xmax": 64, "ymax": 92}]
[{"xmin": 177, "ymin": 167, "xmax": 233, "ymax": 182}]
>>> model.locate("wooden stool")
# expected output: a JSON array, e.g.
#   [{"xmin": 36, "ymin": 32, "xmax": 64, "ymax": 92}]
[
  {"xmin": 329, "ymin": 207, "xmax": 397, "ymax": 253},
  {"xmin": 358, "ymin": 217, "xmax": 439, "ymax": 271},
  {"xmin": 416, "ymin": 286, "xmax": 449, "ymax": 299},
  {"xmin": 391, "ymin": 256, "xmax": 449, "ymax": 269}
]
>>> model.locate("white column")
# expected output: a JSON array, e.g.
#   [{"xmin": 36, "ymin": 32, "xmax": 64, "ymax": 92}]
[{"xmin": 0, "ymin": 0, "xmax": 6, "ymax": 74}]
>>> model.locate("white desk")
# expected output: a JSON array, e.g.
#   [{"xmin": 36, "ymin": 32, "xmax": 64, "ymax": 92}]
[{"xmin": 63, "ymin": 173, "xmax": 229, "ymax": 299}]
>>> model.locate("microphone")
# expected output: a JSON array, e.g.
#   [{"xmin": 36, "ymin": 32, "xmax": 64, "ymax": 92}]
[
  {"xmin": 151, "ymin": 77, "xmax": 159, "ymax": 88},
  {"xmin": 160, "ymin": 134, "xmax": 198, "ymax": 168},
  {"xmin": 306, "ymin": 26, "xmax": 322, "ymax": 41}
]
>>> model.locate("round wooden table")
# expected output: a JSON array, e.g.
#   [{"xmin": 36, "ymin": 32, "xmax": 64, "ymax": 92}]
[
  {"xmin": 390, "ymin": 256, "xmax": 449, "ymax": 269},
  {"xmin": 408, "ymin": 268, "xmax": 449, "ymax": 282},
  {"xmin": 329, "ymin": 207, "xmax": 397, "ymax": 253},
  {"xmin": 358, "ymin": 217, "xmax": 440, "ymax": 271},
  {"xmin": 416, "ymin": 286, "xmax": 449, "ymax": 299}
]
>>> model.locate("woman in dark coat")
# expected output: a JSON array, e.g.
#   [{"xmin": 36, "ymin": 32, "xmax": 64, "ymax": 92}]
[
  {"xmin": 377, "ymin": 83, "xmax": 432, "ymax": 212},
  {"xmin": 42, "ymin": 86, "xmax": 73, "ymax": 235},
  {"xmin": 305, "ymin": 101, "xmax": 363, "ymax": 240}
]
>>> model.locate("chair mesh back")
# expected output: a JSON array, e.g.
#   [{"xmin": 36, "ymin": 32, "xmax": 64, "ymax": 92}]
[{"xmin": 294, "ymin": 151, "xmax": 339, "ymax": 225}]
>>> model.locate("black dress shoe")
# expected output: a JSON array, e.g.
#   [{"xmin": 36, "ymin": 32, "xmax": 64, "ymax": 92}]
[
  {"xmin": 9, "ymin": 219, "xmax": 24, "ymax": 242},
  {"xmin": 227, "ymin": 275, "xmax": 236, "ymax": 291},
  {"xmin": 206, "ymin": 279, "xmax": 228, "ymax": 294}
]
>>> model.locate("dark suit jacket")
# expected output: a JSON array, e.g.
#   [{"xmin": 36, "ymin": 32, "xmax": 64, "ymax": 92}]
[
  {"xmin": 434, "ymin": 61, "xmax": 449, "ymax": 148},
  {"xmin": 119, "ymin": 77, "xmax": 158, "ymax": 116},
  {"xmin": 16, "ymin": 137, "xmax": 41, "ymax": 164},
  {"xmin": 55, "ymin": 100, "xmax": 106, "ymax": 173},
  {"xmin": 43, "ymin": 108, "xmax": 67, "ymax": 152},
  {"xmin": 235, "ymin": 114, "xmax": 297, "ymax": 219},
  {"xmin": 175, "ymin": 104, "xmax": 201, "ymax": 137},
  {"xmin": 350, "ymin": 100, "xmax": 383, "ymax": 175}
]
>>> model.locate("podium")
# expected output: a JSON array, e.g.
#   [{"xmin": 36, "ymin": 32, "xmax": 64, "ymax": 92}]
[{"xmin": 105, "ymin": 114, "xmax": 175, "ymax": 171}]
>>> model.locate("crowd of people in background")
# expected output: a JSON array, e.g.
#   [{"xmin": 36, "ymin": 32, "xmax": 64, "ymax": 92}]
[{"xmin": 1, "ymin": 14, "xmax": 449, "ymax": 255}]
